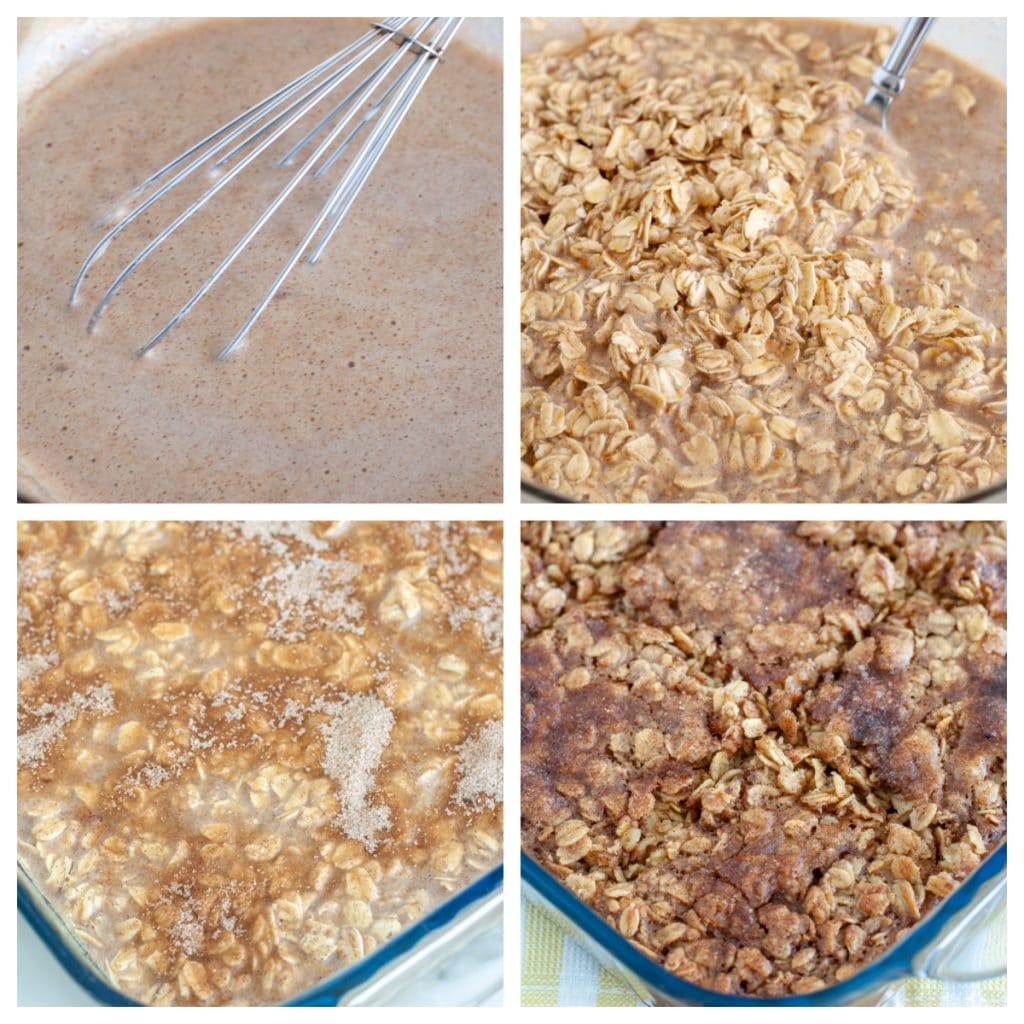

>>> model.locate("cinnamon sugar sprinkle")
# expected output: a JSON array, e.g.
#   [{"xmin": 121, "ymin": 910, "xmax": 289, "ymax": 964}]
[
  {"xmin": 17, "ymin": 520, "xmax": 503, "ymax": 1006},
  {"xmin": 320, "ymin": 694, "xmax": 395, "ymax": 852},
  {"xmin": 453, "ymin": 719, "xmax": 503, "ymax": 811}
]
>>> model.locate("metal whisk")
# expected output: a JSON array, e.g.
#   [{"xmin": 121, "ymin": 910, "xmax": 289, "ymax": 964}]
[{"xmin": 71, "ymin": 17, "xmax": 462, "ymax": 359}]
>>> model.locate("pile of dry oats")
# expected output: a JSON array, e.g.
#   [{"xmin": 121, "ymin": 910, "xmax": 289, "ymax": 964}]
[
  {"xmin": 521, "ymin": 20, "xmax": 1006, "ymax": 501},
  {"xmin": 521, "ymin": 520, "xmax": 1006, "ymax": 996}
]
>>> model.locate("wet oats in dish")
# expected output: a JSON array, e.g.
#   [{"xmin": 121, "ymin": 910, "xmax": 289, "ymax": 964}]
[
  {"xmin": 521, "ymin": 20, "xmax": 1006, "ymax": 501},
  {"xmin": 522, "ymin": 521, "xmax": 1005, "ymax": 996},
  {"xmin": 18, "ymin": 521, "xmax": 502, "ymax": 1005}
]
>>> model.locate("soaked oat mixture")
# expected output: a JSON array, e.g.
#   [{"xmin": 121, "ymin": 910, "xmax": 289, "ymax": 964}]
[
  {"xmin": 521, "ymin": 521, "xmax": 1006, "ymax": 996},
  {"xmin": 18, "ymin": 521, "xmax": 502, "ymax": 1005},
  {"xmin": 521, "ymin": 20, "xmax": 1006, "ymax": 502}
]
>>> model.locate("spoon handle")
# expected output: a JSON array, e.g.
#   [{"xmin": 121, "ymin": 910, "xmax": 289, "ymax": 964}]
[
  {"xmin": 872, "ymin": 17, "xmax": 935, "ymax": 97},
  {"xmin": 861, "ymin": 17, "xmax": 935, "ymax": 128}
]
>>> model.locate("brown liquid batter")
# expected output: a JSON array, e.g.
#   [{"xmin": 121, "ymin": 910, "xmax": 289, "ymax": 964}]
[{"xmin": 19, "ymin": 19, "xmax": 501, "ymax": 502}]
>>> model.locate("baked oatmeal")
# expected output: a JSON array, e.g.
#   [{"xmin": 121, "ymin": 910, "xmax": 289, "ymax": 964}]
[
  {"xmin": 18, "ymin": 521, "xmax": 502, "ymax": 1005},
  {"xmin": 521, "ymin": 20, "xmax": 1006, "ymax": 501},
  {"xmin": 521, "ymin": 521, "xmax": 1005, "ymax": 996}
]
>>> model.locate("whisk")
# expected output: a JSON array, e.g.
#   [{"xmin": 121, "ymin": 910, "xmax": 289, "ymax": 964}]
[{"xmin": 70, "ymin": 17, "xmax": 463, "ymax": 359}]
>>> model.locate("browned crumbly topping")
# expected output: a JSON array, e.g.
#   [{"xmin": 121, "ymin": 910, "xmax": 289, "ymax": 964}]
[{"xmin": 521, "ymin": 521, "xmax": 1005, "ymax": 997}]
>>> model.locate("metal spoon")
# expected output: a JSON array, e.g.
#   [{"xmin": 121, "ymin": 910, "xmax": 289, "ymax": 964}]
[{"xmin": 859, "ymin": 17, "xmax": 935, "ymax": 130}]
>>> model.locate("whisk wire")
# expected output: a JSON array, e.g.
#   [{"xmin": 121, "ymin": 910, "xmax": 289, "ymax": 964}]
[
  {"xmin": 75, "ymin": 17, "xmax": 459, "ymax": 356},
  {"xmin": 371, "ymin": 21, "xmax": 446, "ymax": 59},
  {"xmin": 311, "ymin": 18, "xmax": 462, "ymax": 260},
  {"xmin": 311, "ymin": 54, "xmax": 414, "ymax": 179},
  {"xmin": 277, "ymin": 71, "xmax": 379, "ymax": 168},
  {"xmin": 73, "ymin": 20, "xmax": 408, "ymax": 308},
  {"xmin": 210, "ymin": 24, "xmax": 402, "ymax": 174},
  {"xmin": 132, "ymin": 21, "xmax": 406, "ymax": 194},
  {"xmin": 80, "ymin": 21, "xmax": 410, "ymax": 324},
  {"xmin": 216, "ymin": 17, "xmax": 461, "ymax": 360}
]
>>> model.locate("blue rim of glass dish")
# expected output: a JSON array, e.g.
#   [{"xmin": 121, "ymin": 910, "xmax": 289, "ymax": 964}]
[
  {"xmin": 19, "ymin": 862, "xmax": 502, "ymax": 1006},
  {"xmin": 522, "ymin": 845, "xmax": 1004, "ymax": 1006}
]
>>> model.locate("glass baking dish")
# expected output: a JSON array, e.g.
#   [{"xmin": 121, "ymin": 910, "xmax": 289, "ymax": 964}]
[
  {"xmin": 522, "ymin": 847, "xmax": 1004, "ymax": 1006},
  {"xmin": 19, "ymin": 860, "xmax": 501, "ymax": 1006},
  {"xmin": 519, "ymin": 17, "xmax": 1007, "ymax": 505}
]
